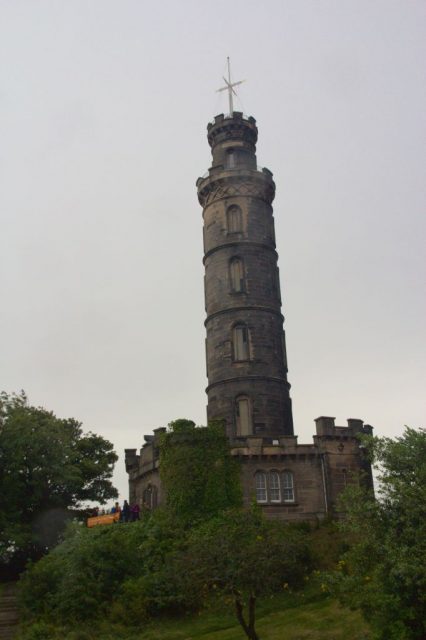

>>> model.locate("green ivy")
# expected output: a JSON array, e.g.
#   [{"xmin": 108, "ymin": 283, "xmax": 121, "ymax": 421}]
[{"xmin": 159, "ymin": 419, "xmax": 242, "ymax": 524}]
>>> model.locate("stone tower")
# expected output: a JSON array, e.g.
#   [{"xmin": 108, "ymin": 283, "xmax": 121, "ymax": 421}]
[
  {"xmin": 126, "ymin": 109, "xmax": 374, "ymax": 520},
  {"xmin": 196, "ymin": 112, "xmax": 293, "ymax": 439}
]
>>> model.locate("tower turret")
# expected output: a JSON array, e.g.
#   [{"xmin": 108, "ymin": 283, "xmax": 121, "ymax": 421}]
[{"xmin": 197, "ymin": 112, "xmax": 293, "ymax": 439}]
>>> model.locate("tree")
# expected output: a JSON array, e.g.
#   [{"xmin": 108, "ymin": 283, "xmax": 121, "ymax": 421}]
[
  {"xmin": 184, "ymin": 508, "xmax": 312, "ymax": 640},
  {"xmin": 0, "ymin": 391, "xmax": 118, "ymax": 572},
  {"xmin": 328, "ymin": 427, "xmax": 426, "ymax": 640}
]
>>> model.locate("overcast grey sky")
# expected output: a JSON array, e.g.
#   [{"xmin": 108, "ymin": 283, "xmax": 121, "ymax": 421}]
[{"xmin": 1, "ymin": 0, "xmax": 425, "ymax": 501}]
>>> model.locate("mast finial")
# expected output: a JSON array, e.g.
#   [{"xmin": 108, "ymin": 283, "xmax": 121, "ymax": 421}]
[{"xmin": 216, "ymin": 57, "xmax": 245, "ymax": 114}]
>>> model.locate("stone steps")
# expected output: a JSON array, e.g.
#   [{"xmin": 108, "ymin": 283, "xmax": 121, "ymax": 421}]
[{"xmin": 0, "ymin": 584, "xmax": 19, "ymax": 640}]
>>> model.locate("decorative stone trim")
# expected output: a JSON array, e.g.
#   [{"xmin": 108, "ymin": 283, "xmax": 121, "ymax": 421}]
[
  {"xmin": 206, "ymin": 375, "xmax": 291, "ymax": 393},
  {"xmin": 198, "ymin": 173, "xmax": 275, "ymax": 207},
  {"xmin": 205, "ymin": 305, "xmax": 284, "ymax": 326},
  {"xmin": 203, "ymin": 241, "xmax": 277, "ymax": 262}
]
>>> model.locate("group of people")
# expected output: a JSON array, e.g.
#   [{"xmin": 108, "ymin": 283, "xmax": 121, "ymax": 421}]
[{"xmin": 91, "ymin": 500, "xmax": 141, "ymax": 523}]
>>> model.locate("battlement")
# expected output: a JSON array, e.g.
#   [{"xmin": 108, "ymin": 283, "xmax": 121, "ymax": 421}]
[
  {"xmin": 207, "ymin": 112, "xmax": 258, "ymax": 151},
  {"xmin": 124, "ymin": 426, "xmax": 166, "ymax": 475},
  {"xmin": 314, "ymin": 416, "xmax": 373, "ymax": 438},
  {"xmin": 124, "ymin": 448, "xmax": 138, "ymax": 472},
  {"xmin": 208, "ymin": 111, "xmax": 256, "ymax": 130}
]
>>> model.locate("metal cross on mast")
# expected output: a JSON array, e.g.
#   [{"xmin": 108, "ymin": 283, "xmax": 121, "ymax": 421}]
[{"xmin": 216, "ymin": 57, "xmax": 245, "ymax": 114}]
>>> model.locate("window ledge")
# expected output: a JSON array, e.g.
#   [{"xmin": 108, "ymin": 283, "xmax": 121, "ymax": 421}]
[{"xmin": 260, "ymin": 502, "xmax": 298, "ymax": 507}]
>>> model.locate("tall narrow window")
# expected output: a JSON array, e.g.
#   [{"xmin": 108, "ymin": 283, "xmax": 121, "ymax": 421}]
[
  {"xmin": 227, "ymin": 205, "xmax": 242, "ymax": 233},
  {"xmin": 151, "ymin": 486, "xmax": 158, "ymax": 509},
  {"xmin": 255, "ymin": 472, "xmax": 267, "ymax": 503},
  {"xmin": 143, "ymin": 485, "xmax": 159, "ymax": 509},
  {"xmin": 233, "ymin": 324, "xmax": 249, "ymax": 360},
  {"xmin": 274, "ymin": 268, "xmax": 282, "ymax": 302},
  {"xmin": 236, "ymin": 396, "xmax": 252, "ymax": 436},
  {"xmin": 227, "ymin": 149, "xmax": 235, "ymax": 169},
  {"xmin": 282, "ymin": 471, "xmax": 295, "ymax": 502},
  {"xmin": 230, "ymin": 258, "xmax": 245, "ymax": 292},
  {"xmin": 281, "ymin": 335, "xmax": 288, "ymax": 370},
  {"xmin": 269, "ymin": 472, "xmax": 281, "ymax": 502}
]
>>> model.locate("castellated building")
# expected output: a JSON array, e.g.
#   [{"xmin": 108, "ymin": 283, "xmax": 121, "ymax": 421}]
[{"xmin": 125, "ymin": 112, "xmax": 373, "ymax": 521}]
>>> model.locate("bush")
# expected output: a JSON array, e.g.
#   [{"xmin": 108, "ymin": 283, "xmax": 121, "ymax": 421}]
[
  {"xmin": 19, "ymin": 519, "xmax": 153, "ymax": 622},
  {"xmin": 19, "ymin": 506, "xmax": 313, "ymax": 631},
  {"xmin": 326, "ymin": 428, "xmax": 426, "ymax": 640}
]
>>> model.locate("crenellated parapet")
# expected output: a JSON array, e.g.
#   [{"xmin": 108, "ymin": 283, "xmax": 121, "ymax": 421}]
[
  {"xmin": 207, "ymin": 112, "xmax": 258, "ymax": 154},
  {"xmin": 314, "ymin": 416, "xmax": 373, "ymax": 439},
  {"xmin": 197, "ymin": 112, "xmax": 275, "ymax": 208}
]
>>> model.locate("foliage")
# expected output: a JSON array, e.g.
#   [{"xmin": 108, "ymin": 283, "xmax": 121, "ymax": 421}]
[
  {"xmin": 18, "ymin": 511, "xmax": 195, "ymax": 624},
  {"xmin": 326, "ymin": 427, "xmax": 426, "ymax": 640},
  {"xmin": 186, "ymin": 507, "xmax": 312, "ymax": 595},
  {"xmin": 159, "ymin": 419, "xmax": 242, "ymax": 523},
  {"xmin": 159, "ymin": 418, "xmax": 309, "ymax": 638},
  {"xmin": 19, "ymin": 519, "xmax": 148, "ymax": 622},
  {"xmin": 0, "ymin": 390, "xmax": 118, "ymax": 571},
  {"xmin": 16, "ymin": 592, "xmax": 370, "ymax": 640},
  {"xmin": 16, "ymin": 413, "xmax": 313, "ymax": 639},
  {"xmin": 184, "ymin": 507, "xmax": 312, "ymax": 639},
  {"xmin": 18, "ymin": 507, "xmax": 311, "ymax": 634},
  {"xmin": 111, "ymin": 509, "xmax": 202, "ymax": 619}
]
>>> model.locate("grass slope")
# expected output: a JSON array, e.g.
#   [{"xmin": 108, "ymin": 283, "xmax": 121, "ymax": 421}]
[{"xmin": 37, "ymin": 594, "xmax": 368, "ymax": 640}]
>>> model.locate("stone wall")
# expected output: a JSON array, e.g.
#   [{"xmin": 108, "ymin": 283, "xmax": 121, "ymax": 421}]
[{"xmin": 125, "ymin": 417, "xmax": 373, "ymax": 521}]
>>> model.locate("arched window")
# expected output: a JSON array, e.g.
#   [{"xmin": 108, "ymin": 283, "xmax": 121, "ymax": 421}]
[
  {"xmin": 227, "ymin": 148, "xmax": 235, "ymax": 169},
  {"xmin": 236, "ymin": 396, "xmax": 252, "ymax": 436},
  {"xmin": 255, "ymin": 472, "xmax": 267, "ymax": 503},
  {"xmin": 142, "ymin": 484, "xmax": 158, "ymax": 510},
  {"xmin": 142, "ymin": 487, "xmax": 151, "ymax": 509},
  {"xmin": 269, "ymin": 472, "xmax": 281, "ymax": 502},
  {"xmin": 227, "ymin": 205, "xmax": 242, "ymax": 233},
  {"xmin": 230, "ymin": 258, "xmax": 245, "ymax": 292},
  {"xmin": 282, "ymin": 471, "xmax": 295, "ymax": 502},
  {"xmin": 233, "ymin": 324, "xmax": 249, "ymax": 361}
]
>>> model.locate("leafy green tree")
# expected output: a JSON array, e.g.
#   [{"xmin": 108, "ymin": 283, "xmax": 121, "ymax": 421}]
[
  {"xmin": 328, "ymin": 427, "xmax": 426, "ymax": 640},
  {"xmin": 185, "ymin": 508, "xmax": 312, "ymax": 640},
  {"xmin": 0, "ymin": 391, "xmax": 118, "ymax": 571},
  {"xmin": 159, "ymin": 419, "xmax": 242, "ymax": 523}
]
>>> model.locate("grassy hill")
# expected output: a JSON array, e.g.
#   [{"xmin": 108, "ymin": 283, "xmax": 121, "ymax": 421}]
[
  {"xmin": 130, "ymin": 597, "xmax": 369, "ymax": 640},
  {"xmin": 19, "ymin": 592, "xmax": 369, "ymax": 640}
]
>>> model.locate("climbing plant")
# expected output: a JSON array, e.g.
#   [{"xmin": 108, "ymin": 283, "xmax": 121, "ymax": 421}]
[{"xmin": 159, "ymin": 419, "xmax": 242, "ymax": 524}]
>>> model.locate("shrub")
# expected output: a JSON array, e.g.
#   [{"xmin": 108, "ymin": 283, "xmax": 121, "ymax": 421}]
[{"xmin": 326, "ymin": 428, "xmax": 426, "ymax": 640}]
